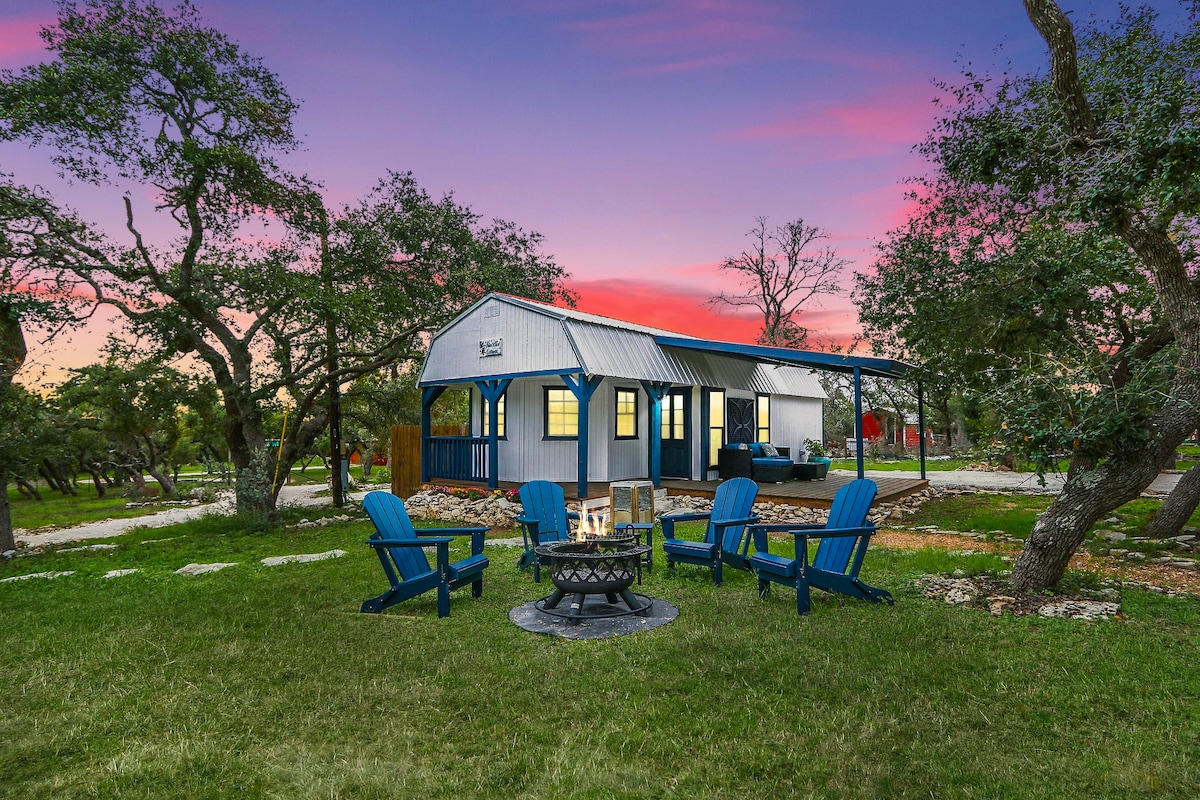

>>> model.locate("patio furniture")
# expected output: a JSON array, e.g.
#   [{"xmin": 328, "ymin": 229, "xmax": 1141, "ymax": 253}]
[
  {"xmin": 717, "ymin": 442, "xmax": 795, "ymax": 482},
  {"xmin": 660, "ymin": 477, "xmax": 760, "ymax": 584},
  {"xmin": 516, "ymin": 480, "xmax": 579, "ymax": 583},
  {"xmin": 792, "ymin": 461, "xmax": 829, "ymax": 480},
  {"xmin": 748, "ymin": 478, "xmax": 893, "ymax": 614},
  {"xmin": 360, "ymin": 491, "xmax": 489, "ymax": 618}
]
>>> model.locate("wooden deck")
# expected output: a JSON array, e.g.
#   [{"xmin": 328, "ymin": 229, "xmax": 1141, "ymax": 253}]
[{"xmin": 425, "ymin": 473, "xmax": 927, "ymax": 509}]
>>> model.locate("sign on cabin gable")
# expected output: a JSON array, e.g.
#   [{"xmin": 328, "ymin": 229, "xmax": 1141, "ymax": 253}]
[{"xmin": 479, "ymin": 337, "xmax": 502, "ymax": 357}]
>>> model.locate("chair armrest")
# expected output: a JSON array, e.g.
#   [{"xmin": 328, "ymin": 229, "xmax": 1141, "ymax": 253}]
[
  {"xmin": 790, "ymin": 525, "xmax": 875, "ymax": 539},
  {"xmin": 660, "ymin": 511, "xmax": 709, "ymax": 540},
  {"xmin": 415, "ymin": 526, "xmax": 489, "ymax": 537},
  {"xmin": 515, "ymin": 515, "xmax": 537, "ymax": 525},
  {"xmin": 659, "ymin": 512, "xmax": 709, "ymax": 523},
  {"xmin": 711, "ymin": 515, "xmax": 760, "ymax": 528},
  {"xmin": 368, "ymin": 537, "xmax": 453, "ymax": 547},
  {"xmin": 566, "ymin": 511, "xmax": 580, "ymax": 521},
  {"xmin": 416, "ymin": 526, "xmax": 489, "ymax": 556}
]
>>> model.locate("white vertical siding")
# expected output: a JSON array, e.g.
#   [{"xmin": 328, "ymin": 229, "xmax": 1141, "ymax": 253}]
[
  {"xmin": 606, "ymin": 380, "xmax": 647, "ymax": 481},
  {"xmin": 769, "ymin": 395, "xmax": 824, "ymax": 457}
]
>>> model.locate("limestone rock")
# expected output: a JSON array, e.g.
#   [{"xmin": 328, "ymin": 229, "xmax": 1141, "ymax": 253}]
[
  {"xmin": 261, "ymin": 549, "xmax": 347, "ymax": 567},
  {"xmin": 175, "ymin": 562, "xmax": 238, "ymax": 576},
  {"xmin": 103, "ymin": 569, "xmax": 140, "ymax": 579},
  {"xmin": 0, "ymin": 570, "xmax": 75, "ymax": 583}
]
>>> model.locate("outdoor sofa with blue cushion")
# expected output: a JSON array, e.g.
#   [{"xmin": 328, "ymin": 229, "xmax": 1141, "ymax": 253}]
[{"xmin": 717, "ymin": 442, "xmax": 795, "ymax": 482}]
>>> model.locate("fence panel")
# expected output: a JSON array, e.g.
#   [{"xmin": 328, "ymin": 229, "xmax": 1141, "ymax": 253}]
[{"xmin": 390, "ymin": 424, "xmax": 469, "ymax": 497}]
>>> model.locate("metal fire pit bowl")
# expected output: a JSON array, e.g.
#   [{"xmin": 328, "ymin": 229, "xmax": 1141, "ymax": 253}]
[{"xmin": 533, "ymin": 538, "xmax": 653, "ymax": 624}]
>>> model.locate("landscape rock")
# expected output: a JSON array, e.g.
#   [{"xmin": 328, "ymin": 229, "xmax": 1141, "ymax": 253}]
[
  {"xmin": 102, "ymin": 569, "xmax": 140, "ymax": 579},
  {"xmin": 1098, "ymin": 531, "xmax": 1127, "ymax": 543},
  {"xmin": 0, "ymin": 570, "xmax": 75, "ymax": 583},
  {"xmin": 175, "ymin": 562, "xmax": 238, "ymax": 576},
  {"xmin": 260, "ymin": 549, "xmax": 347, "ymax": 567},
  {"xmin": 60, "ymin": 543, "xmax": 119, "ymax": 552},
  {"xmin": 1037, "ymin": 600, "xmax": 1120, "ymax": 620}
]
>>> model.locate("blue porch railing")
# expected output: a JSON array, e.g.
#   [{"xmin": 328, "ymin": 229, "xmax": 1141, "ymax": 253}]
[{"xmin": 424, "ymin": 436, "xmax": 490, "ymax": 482}]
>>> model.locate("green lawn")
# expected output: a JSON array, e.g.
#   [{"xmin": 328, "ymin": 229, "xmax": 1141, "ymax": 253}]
[
  {"xmin": 900, "ymin": 493, "xmax": 1200, "ymax": 546},
  {"xmin": 830, "ymin": 457, "xmax": 977, "ymax": 471},
  {"xmin": 3, "ymin": 510, "xmax": 1199, "ymax": 798}
]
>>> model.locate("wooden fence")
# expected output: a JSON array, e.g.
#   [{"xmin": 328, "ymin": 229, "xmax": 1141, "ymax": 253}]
[{"xmin": 390, "ymin": 424, "xmax": 469, "ymax": 497}]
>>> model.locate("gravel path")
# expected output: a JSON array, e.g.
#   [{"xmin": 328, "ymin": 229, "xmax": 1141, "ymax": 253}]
[{"xmin": 14, "ymin": 484, "xmax": 353, "ymax": 549}]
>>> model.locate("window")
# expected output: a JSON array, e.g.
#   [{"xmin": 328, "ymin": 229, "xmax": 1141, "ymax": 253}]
[
  {"xmin": 614, "ymin": 387, "xmax": 638, "ymax": 439},
  {"xmin": 480, "ymin": 391, "xmax": 506, "ymax": 438},
  {"xmin": 662, "ymin": 391, "xmax": 685, "ymax": 440},
  {"xmin": 706, "ymin": 389, "xmax": 725, "ymax": 468},
  {"xmin": 756, "ymin": 394, "xmax": 770, "ymax": 442},
  {"xmin": 544, "ymin": 387, "xmax": 578, "ymax": 438}
]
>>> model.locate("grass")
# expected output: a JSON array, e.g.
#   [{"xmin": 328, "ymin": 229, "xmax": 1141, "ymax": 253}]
[
  {"xmin": 830, "ymin": 457, "xmax": 976, "ymax": 471},
  {"xmin": 3, "ymin": 508, "xmax": 1200, "ymax": 798}
]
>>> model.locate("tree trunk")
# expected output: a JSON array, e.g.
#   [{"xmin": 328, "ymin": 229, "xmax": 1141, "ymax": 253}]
[
  {"xmin": 145, "ymin": 466, "xmax": 177, "ymax": 499},
  {"xmin": 0, "ymin": 475, "xmax": 15, "ymax": 552},
  {"xmin": 85, "ymin": 465, "xmax": 108, "ymax": 498},
  {"xmin": 1012, "ymin": 402, "xmax": 1198, "ymax": 590},
  {"xmin": 14, "ymin": 476, "xmax": 41, "ymax": 501},
  {"xmin": 1145, "ymin": 464, "xmax": 1200, "ymax": 539}
]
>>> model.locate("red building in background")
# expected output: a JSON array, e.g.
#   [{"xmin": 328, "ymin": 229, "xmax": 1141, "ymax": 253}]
[{"xmin": 859, "ymin": 408, "xmax": 934, "ymax": 451}]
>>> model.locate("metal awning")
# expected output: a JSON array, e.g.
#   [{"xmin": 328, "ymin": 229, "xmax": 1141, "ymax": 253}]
[{"xmin": 653, "ymin": 336, "xmax": 913, "ymax": 379}]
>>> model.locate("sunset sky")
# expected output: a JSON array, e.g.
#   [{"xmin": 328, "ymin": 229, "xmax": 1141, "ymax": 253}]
[{"xmin": 0, "ymin": 0, "xmax": 1186, "ymax": 384}]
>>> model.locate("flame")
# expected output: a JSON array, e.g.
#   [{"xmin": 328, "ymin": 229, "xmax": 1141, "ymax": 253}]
[{"xmin": 574, "ymin": 500, "xmax": 610, "ymax": 541}]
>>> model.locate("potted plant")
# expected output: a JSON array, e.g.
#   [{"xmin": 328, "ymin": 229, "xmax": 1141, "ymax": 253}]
[{"xmin": 804, "ymin": 438, "xmax": 832, "ymax": 479}]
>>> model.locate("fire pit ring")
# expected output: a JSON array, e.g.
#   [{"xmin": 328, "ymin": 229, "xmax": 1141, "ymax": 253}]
[{"xmin": 533, "ymin": 537, "xmax": 653, "ymax": 624}]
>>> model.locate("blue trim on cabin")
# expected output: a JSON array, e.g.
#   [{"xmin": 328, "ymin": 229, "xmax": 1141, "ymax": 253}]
[
  {"xmin": 654, "ymin": 336, "xmax": 911, "ymax": 379},
  {"xmin": 419, "ymin": 366, "xmax": 582, "ymax": 387}
]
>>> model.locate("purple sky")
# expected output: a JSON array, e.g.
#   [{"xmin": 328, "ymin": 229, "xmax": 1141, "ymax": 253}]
[{"xmin": 0, "ymin": 0, "xmax": 1186, "ymax": 383}]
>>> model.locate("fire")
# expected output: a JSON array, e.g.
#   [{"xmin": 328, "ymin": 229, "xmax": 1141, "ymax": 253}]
[{"xmin": 574, "ymin": 499, "xmax": 609, "ymax": 541}]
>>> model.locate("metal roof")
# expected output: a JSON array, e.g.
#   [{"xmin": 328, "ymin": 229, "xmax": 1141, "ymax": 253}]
[{"xmin": 419, "ymin": 293, "xmax": 911, "ymax": 390}]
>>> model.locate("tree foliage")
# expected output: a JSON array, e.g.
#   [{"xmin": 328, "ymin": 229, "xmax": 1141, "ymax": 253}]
[
  {"xmin": 858, "ymin": 0, "xmax": 1200, "ymax": 589},
  {"xmin": 0, "ymin": 1, "xmax": 572, "ymax": 516}
]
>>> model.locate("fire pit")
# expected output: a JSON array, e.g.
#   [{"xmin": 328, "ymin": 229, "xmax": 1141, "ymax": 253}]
[{"xmin": 534, "ymin": 532, "xmax": 653, "ymax": 624}]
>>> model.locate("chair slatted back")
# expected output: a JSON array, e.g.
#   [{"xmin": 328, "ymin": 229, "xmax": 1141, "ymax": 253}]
[
  {"xmin": 710, "ymin": 477, "xmax": 759, "ymax": 553},
  {"xmin": 518, "ymin": 481, "xmax": 571, "ymax": 543},
  {"xmin": 363, "ymin": 492, "xmax": 432, "ymax": 578},
  {"xmin": 813, "ymin": 479, "xmax": 877, "ymax": 574}
]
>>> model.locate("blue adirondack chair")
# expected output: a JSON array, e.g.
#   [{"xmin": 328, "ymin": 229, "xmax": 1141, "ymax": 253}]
[
  {"xmin": 360, "ymin": 491, "xmax": 489, "ymax": 617},
  {"xmin": 748, "ymin": 478, "xmax": 893, "ymax": 614},
  {"xmin": 659, "ymin": 476, "xmax": 760, "ymax": 585},
  {"xmin": 515, "ymin": 480, "xmax": 580, "ymax": 582}
]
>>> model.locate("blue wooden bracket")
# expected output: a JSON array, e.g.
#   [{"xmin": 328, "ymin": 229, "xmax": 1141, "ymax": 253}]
[
  {"xmin": 562, "ymin": 373, "xmax": 603, "ymax": 500},
  {"xmin": 420, "ymin": 385, "xmax": 448, "ymax": 484},
  {"xmin": 640, "ymin": 381, "xmax": 671, "ymax": 488},
  {"xmin": 474, "ymin": 379, "xmax": 511, "ymax": 489}
]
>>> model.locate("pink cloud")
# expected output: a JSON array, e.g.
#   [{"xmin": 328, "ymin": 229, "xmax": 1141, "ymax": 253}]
[
  {"xmin": 724, "ymin": 81, "xmax": 943, "ymax": 158},
  {"xmin": 0, "ymin": 15, "xmax": 48, "ymax": 66},
  {"xmin": 568, "ymin": 275, "xmax": 861, "ymax": 351}
]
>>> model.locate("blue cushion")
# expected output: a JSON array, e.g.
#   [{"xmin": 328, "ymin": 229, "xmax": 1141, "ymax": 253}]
[
  {"xmin": 752, "ymin": 456, "xmax": 793, "ymax": 468},
  {"xmin": 748, "ymin": 443, "xmax": 765, "ymax": 457}
]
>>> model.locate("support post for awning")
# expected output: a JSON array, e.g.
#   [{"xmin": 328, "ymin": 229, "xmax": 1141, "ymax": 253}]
[
  {"xmin": 474, "ymin": 379, "xmax": 511, "ymax": 490},
  {"xmin": 563, "ymin": 373, "xmax": 603, "ymax": 500},
  {"xmin": 853, "ymin": 367, "xmax": 865, "ymax": 480},
  {"xmin": 917, "ymin": 379, "xmax": 927, "ymax": 481},
  {"xmin": 420, "ymin": 386, "xmax": 447, "ymax": 486},
  {"xmin": 641, "ymin": 381, "xmax": 672, "ymax": 488}
]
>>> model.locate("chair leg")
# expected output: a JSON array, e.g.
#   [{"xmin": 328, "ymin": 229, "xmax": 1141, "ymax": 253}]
[
  {"xmin": 757, "ymin": 578, "xmax": 770, "ymax": 600},
  {"xmin": 533, "ymin": 559, "xmax": 542, "ymax": 584},
  {"xmin": 713, "ymin": 559, "xmax": 723, "ymax": 586},
  {"xmin": 472, "ymin": 576, "xmax": 483, "ymax": 599},
  {"xmin": 437, "ymin": 582, "xmax": 450, "ymax": 618},
  {"xmin": 796, "ymin": 578, "xmax": 812, "ymax": 615}
]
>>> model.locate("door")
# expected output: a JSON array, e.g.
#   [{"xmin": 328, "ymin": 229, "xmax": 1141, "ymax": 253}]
[
  {"xmin": 727, "ymin": 397, "xmax": 755, "ymax": 444},
  {"xmin": 660, "ymin": 387, "xmax": 691, "ymax": 479}
]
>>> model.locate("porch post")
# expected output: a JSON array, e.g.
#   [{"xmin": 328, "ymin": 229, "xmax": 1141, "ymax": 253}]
[
  {"xmin": 420, "ymin": 386, "xmax": 447, "ymax": 485},
  {"xmin": 641, "ymin": 381, "xmax": 671, "ymax": 488},
  {"xmin": 563, "ymin": 373, "xmax": 603, "ymax": 500},
  {"xmin": 917, "ymin": 379, "xmax": 927, "ymax": 480},
  {"xmin": 474, "ymin": 379, "xmax": 511, "ymax": 490},
  {"xmin": 853, "ymin": 368, "xmax": 865, "ymax": 480}
]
